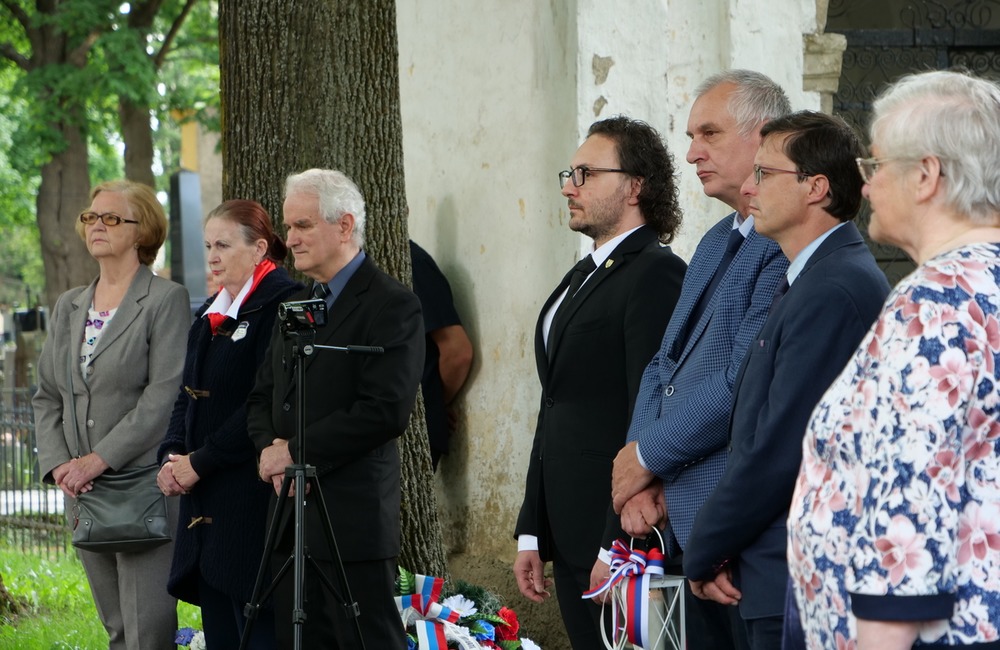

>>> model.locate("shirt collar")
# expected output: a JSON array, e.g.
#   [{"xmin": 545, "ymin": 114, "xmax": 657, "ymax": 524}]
[
  {"xmin": 787, "ymin": 222, "xmax": 847, "ymax": 285},
  {"xmin": 590, "ymin": 225, "xmax": 644, "ymax": 268}
]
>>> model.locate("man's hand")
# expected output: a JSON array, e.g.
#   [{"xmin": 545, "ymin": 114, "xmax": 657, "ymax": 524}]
[
  {"xmin": 611, "ymin": 441, "xmax": 655, "ymax": 513},
  {"xmin": 588, "ymin": 559, "xmax": 612, "ymax": 604},
  {"xmin": 165, "ymin": 453, "xmax": 200, "ymax": 491},
  {"xmin": 513, "ymin": 550, "xmax": 551, "ymax": 603},
  {"xmin": 157, "ymin": 461, "xmax": 187, "ymax": 496},
  {"xmin": 259, "ymin": 438, "xmax": 293, "ymax": 495},
  {"xmin": 620, "ymin": 480, "xmax": 666, "ymax": 538},
  {"xmin": 56, "ymin": 453, "xmax": 109, "ymax": 497},
  {"xmin": 689, "ymin": 566, "xmax": 741, "ymax": 605}
]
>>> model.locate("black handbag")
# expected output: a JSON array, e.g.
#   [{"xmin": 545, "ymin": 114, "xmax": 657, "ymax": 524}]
[
  {"xmin": 65, "ymin": 350, "xmax": 171, "ymax": 554},
  {"xmin": 71, "ymin": 464, "xmax": 171, "ymax": 553}
]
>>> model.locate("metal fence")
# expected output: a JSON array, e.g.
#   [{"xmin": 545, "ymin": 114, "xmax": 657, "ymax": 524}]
[{"xmin": 0, "ymin": 388, "xmax": 70, "ymax": 559}]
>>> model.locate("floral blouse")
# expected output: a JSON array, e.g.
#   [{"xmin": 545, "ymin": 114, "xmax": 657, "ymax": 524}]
[{"xmin": 788, "ymin": 243, "xmax": 1000, "ymax": 648}]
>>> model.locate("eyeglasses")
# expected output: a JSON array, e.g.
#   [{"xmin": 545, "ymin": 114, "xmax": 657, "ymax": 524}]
[
  {"xmin": 856, "ymin": 157, "xmax": 904, "ymax": 184},
  {"xmin": 79, "ymin": 211, "xmax": 139, "ymax": 226},
  {"xmin": 752, "ymin": 164, "xmax": 811, "ymax": 185},
  {"xmin": 855, "ymin": 156, "xmax": 945, "ymax": 184},
  {"xmin": 558, "ymin": 166, "xmax": 630, "ymax": 189}
]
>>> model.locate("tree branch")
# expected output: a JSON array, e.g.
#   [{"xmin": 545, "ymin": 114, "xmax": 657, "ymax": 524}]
[
  {"xmin": 66, "ymin": 30, "xmax": 102, "ymax": 68},
  {"xmin": 153, "ymin": 0, "xmax": 199, "ymax": 70},
  {"xmin": 0, "ymin": 41, "xmax": 30, "ymax": 70},
  {"xmin": 0, "ymin": 0, "xmax": 31, "ymax": 34}
]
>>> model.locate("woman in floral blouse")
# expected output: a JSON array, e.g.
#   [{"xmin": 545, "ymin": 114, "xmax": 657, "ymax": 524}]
[{"xmin": 787, "ymin": 70, "xmax": 1000, "ymax": 649}]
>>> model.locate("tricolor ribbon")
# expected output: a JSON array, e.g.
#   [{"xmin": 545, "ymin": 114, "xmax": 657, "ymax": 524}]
[
  {"xmin": 583, "ymin": 538, "xmax": 666, "ymax": 650},
  {"xmin": 583, "ymin": 538, "xmax": 665, "ymax": 600},
  {"xmin": 396, "ymin": 573, "xmax": 467, "ymax": 650}
]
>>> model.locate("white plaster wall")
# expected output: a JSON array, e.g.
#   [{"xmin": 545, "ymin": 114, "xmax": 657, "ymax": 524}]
[
  {"xmin": 397, "ymin": 0, "xmax": 578, "ymax": 557},
  {"xmin": 396, "ymin": 0, "xmax": 824, "ymax": 560}
]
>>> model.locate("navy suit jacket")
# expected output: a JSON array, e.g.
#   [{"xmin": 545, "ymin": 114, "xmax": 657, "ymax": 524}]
[
  {"xmin": 515, "ymin": 225, "xmax": 686, "ymax": 571},
  {"xmin": 613, "ymin": 215, "xmax": 788, "ymax": 551},
  {"xmin": 683, "ymin": 222, "xmax": 890, "ymax": 618}
]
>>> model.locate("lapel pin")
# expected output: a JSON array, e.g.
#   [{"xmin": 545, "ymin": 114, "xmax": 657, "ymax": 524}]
[
  {"xmin": 231, "ymin": 321, "xmax": 249, "ymax": 342},
  {"xmin": 605, "ymin": 259, "xmax": 614, "ymax": 269}
]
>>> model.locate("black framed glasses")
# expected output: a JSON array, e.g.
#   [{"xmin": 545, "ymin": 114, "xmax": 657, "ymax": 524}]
[
  {"xmin": 79, "ymin": 211, "xmax": 139, "ymax": 226},
  {"xmin": 753, "ymin": 164, "xmax": 811, "ymax": 185},
  {"xmin": 558, "ymin": 166, "xmax": 630, "ymax": 189}
]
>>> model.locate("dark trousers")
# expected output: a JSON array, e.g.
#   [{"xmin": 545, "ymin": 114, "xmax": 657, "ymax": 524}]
[
  {"xmin": 684, "ymin": 580, "xmax": 751, "ymax": 650},
  {"xmin": 745, "ymin": 614, "xmax": 784, "ymax": 650},
  {"xmin": 198, "ymin": 575, "xmax": 276, "ymax": 650},
  {"xmin": 270, "ymin": 555, "xmax": 404, "ymax": 650},
  {"xmin": 552, "ymin": 546, "xmax": 607, "ymax": 650}
]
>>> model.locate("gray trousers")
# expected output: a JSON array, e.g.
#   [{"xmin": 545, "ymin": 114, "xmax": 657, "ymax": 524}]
[{"xmin": 73, "ymin": 494, "xmax": 179, "ymax": 650}]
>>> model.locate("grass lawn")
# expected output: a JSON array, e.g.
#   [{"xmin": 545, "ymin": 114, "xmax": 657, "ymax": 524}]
[{"xmin": 0, "ymin": 547, "xmax": 201, "ymax": 649}]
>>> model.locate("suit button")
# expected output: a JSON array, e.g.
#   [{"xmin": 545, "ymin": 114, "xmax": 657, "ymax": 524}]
[
  {"xmin": 85, "ymin": 366, "xmax": 94, "ymax": 376},
  {"xmin": 86, "ymin": 419, "xmax": 95, "ymax": 428},
  {"xmin": 544, "ymin": 398, "xmax": 554, "ymax": 408},
  {"xmin": 282, "ymin": 403, "xmax": 291, "ymax": 412},
  {"xmin": 664, "ymin": 385, "xmax": 674, "ymax": 397}
]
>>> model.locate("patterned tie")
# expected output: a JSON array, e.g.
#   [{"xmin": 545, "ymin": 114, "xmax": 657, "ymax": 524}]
[
  {"xmin": 685, "ymin": 228, "xmax": 745, "ymax": 341},
  {"xmin": 551, "ymin": 255, "xmax": 597, "ymax": 328},
  {"xmin": 312, "ymin": 281, "xmax": 331, "ymax": 305}
]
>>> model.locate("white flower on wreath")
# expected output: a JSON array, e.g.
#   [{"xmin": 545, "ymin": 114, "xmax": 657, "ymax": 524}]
[
  {"xmin": 441, "ymin": 593, "xmax": 477, "ymax": 617},
  {"xmin": 190, "ymin": 631, "xmax": 206, "ymax": 650}
]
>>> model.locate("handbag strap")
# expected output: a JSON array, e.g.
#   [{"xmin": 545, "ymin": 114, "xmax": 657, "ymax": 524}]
[{"xmin": 66, "ymin": 344, "xmax": 84, "ymax": 458}]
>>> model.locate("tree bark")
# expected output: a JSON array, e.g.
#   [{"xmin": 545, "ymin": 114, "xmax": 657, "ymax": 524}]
[
  {"xmin": 10, "ymin": 6, "xmax": 103, "ymax": 308},
  {"xmin": 119, "ymin": 99, "xmax": 157, "ymax": 188},
  {"xmin": 35, "ymin": 121, "xmax": 98, "ymax": 308},
  {"xmin": 219, "ymin": 0, "xmax": 447, "ymax": 578}
]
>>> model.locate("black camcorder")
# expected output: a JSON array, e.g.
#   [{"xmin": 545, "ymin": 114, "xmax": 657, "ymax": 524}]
[{"xmin": 278, "ymin": 299, "xmax": 328, "ymax": 332}]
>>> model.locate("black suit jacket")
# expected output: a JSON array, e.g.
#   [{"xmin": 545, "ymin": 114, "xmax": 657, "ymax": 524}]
[
  {"xmin": 514, "ymin": 225, "xmax": 686, "ymax": 571},
  {"xmin": 683, "ymin": 222, "xmax": 890, "ymax": 618},
  {"xmin": 247, "ymin": 256, "xmax": 424, "ymax": 562}
]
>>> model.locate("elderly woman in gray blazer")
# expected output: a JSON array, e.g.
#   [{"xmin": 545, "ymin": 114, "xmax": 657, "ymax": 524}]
[{"xmin": 33, "ymin": 179, "xmax": 190, "ymax": 650}]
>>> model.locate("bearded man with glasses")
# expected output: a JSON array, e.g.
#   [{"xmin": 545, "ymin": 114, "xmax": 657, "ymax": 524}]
[{"xmin": 512, "ymin": 115, "xmax": 687, "ymax": 649}]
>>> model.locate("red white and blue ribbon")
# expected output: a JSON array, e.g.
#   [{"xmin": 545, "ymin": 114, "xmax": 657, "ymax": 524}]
[
  {"xmin": 583, "ymin": 538, "xmax": 666, "ymax": 649},
  {"xmin": 396, "ymin": 573, "xmax": 469, "ymax": 650}
]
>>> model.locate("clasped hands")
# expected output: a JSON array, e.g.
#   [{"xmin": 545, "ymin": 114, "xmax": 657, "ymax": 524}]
[
  {"xmin": 157, "ymin": 453, "xmax": 201, "ymax": 496},
  {"xmin": 586, "ymin": 442, "xmax": 668, "ymax": 603},
  {"xmin": 257, "ymin": 438, "xmax": 308, "ymax": 496},
  {"xmin": 52, "ymin": 452, "xmax": 109, "ymax": 498},
  {"xmin": 610, "ymin": 444, "xmax": 742, "ymax": 606}
]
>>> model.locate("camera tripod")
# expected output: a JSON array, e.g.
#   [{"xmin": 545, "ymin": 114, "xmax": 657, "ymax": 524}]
[{"xmin": 239, "ymin": 328, "xmax": 383, "ymax": 650}]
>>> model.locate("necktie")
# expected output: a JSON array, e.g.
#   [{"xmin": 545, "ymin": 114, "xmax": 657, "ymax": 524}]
[
  {"xmin": 685, "ymin": 228, "xmax": 744, "ymax": 340},
  {"xmin": 312, "ymin": 281, "xmax": 331, "ymax": 304},
  {"xmin": 769, "ymin": 276, "xmax": 790, "ymax": 314},
  {"xmin": 552, "ymin": 255, "xmax": 596, "ymax": 326}
]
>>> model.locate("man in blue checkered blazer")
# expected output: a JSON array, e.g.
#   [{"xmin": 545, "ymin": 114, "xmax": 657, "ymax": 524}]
[{"xmin": 595, "ymin": 70, "xmax": 791, "ymax": 650}]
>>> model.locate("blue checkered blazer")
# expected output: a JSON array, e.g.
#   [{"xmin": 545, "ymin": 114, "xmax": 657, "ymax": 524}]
[{"xmin": 627, "ymin": 214, "xmax": 787, "ymax": 551}]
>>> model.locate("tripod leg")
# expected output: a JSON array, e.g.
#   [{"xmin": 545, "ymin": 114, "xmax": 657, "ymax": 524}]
[
  {"xmin": 239, "ymin": 475, "xmax": 294, "ymax": 650},
  {"xmin": 292, "ymin": 466, "xmax": 309, "ymax": 650}
]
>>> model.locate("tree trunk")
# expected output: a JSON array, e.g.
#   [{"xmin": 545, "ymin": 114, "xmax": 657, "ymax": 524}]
[
  {"xmin": 219, "ymin": 0, "xmax": 447, "ymax": 578},
  {"xmin": 120, "ymin": 98, "xmax": 157, "ymax": 188},
  {"xmin": 26, "ymin": 11, "xmax": 101, "ymax": 308},
  {"xmin": 36, "ymin": 122, "xmax": 98, "ymax": 308}
]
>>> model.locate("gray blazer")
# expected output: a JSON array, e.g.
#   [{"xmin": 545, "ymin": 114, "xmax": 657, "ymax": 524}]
[{"xmin": 34, "ymin": 265, "xmax": 190, "ymax": 480}]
